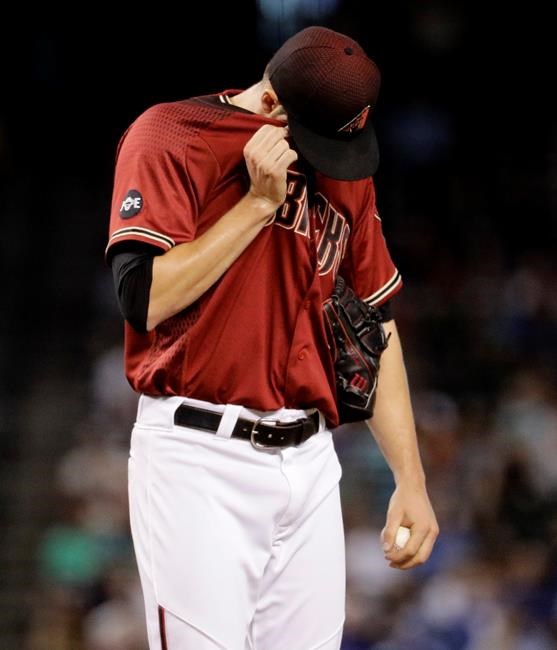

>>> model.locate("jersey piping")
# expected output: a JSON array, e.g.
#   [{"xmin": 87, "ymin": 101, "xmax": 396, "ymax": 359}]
[
  {"xmin": 363, "ymin": 269, "xmax": 402, "ymax": 305},
  {"xmin": 107, "ymin": 226, "xmax": 176, "ymax": 253}
]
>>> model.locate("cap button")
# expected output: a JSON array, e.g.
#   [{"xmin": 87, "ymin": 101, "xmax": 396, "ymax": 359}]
[{"xmin": 344, "ymin": 47, "xmax": 353, "ymax": 55}]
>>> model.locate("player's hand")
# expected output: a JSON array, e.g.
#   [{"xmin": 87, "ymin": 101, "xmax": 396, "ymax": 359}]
[
  {"xmin": 268, "ymin": 104, "xmax": 288, "ymax": 122},
  {"xmin": 381, "ymin": 480, "xmax": 439, "ymax": 570},
  {"xmin": 243, "ymin": 125, "xmax": 298, "ymax": 212}
]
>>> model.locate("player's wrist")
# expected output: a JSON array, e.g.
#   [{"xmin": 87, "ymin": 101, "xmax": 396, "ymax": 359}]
[
  {"xmin": 244, "ymin": 189, "xmax": 281, "ymax": 221},
  {"xmin": 393, "ymin": 465, "xmax": 427, "ymax": 489}
]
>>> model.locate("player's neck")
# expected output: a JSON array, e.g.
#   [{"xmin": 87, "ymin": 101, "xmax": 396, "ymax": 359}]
[{"xmin": 230, "ymin": 82, "xmax": 266, "ymax": 115}]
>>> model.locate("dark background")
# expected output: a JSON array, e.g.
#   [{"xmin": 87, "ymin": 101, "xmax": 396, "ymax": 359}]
[{"xmin": 1, "ymin": 2, "xmax": 556, "ymax": 648}]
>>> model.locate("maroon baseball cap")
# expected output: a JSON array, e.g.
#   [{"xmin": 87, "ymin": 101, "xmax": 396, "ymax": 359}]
[{"xmin": 267, "ymin": 26, "xmax": 381, "ymax": 180}]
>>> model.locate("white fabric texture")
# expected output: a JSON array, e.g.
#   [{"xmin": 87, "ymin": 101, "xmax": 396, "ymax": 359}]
[{"xmin": 129, "ymin": 395, "xmax": 345, "ymax": 649}]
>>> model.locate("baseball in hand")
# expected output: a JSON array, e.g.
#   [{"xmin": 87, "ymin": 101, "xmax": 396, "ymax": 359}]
[{"xmin": 395, "ymin": 525, "xmax": 411, "ymax": 549}]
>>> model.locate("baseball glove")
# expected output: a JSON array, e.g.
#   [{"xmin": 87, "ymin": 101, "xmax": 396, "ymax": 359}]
[{"xmin": 323, "ymin": 275, "xmax": 390, "ymax": 424}]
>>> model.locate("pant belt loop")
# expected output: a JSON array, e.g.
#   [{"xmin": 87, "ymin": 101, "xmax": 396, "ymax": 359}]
[{"xmin": 215, "ymin": 404, "xmax": 243, "ymax": 439}]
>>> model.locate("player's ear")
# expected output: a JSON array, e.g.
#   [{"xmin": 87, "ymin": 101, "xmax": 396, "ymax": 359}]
[{"xmin": 261, "ymin": 87, "xmax": 285, "ymax": 119}]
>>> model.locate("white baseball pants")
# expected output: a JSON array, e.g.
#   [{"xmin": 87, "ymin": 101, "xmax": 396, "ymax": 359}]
[{"xmin": 129, "ymin": 395, "xmax": 346, "ymax": 650}]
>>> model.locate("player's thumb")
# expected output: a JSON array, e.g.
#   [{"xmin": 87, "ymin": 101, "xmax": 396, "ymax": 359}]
[{"xmin": 381, "ymin": 514, "xmax": 402, "ymax": 552}]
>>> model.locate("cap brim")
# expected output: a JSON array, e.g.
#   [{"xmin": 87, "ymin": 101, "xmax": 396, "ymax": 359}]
[{"xmin": 287, "ymin": 116, "xmax": 379, "ymax": 180}]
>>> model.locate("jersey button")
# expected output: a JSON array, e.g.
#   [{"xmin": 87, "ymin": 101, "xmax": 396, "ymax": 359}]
[
  {"xmin": 304, "ymin": 301, "xmax": 311, "ymax": 310},
  {"xmin": 297, "ymin": 349, "xmax": 306, "ymax": 360}
]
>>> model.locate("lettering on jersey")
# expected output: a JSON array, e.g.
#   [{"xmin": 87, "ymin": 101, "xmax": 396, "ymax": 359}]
[
  {"xmin": 273, "ymin": 174, "xmax": 350, "ymax": 277},
  {"xmin": 273, "ymin": 171, "xmax": 309, "ymax": 236},
  {"xmin": 314, "ymin": 193, "xmax": 350, "ymax": 276},
  {"xmin": 119, "ymin": 189, "xmax": 143, "ymax": 219}
]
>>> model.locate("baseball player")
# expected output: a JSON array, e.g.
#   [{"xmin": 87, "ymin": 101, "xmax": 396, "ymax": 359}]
[{"xmin": 106, "ymin": 26, "xmax": 438, "ymax": 650}]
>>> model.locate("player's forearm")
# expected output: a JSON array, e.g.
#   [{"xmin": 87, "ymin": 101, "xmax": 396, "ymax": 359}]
[
  {"xmin": 366, "ymin": 320, "xmax": 426, "ymax": 486},
  {"xmin": 146, "ymin": 193, "xmax": 275, "ymax": 330}
]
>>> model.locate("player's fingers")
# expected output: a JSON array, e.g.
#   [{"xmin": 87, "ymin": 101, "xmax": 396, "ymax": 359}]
[
  {"xmin": 386, "ymin": 525, "xmax": 428, "ymax": 564},
  {"xmin": 271, "ymin": 146, "xmax": 298, "ymax": 170},
  {"xmin": 250, "ymin": 142, "xmax": 295, "ymax": 183},
  {"xmin": 381, "ymin": 516, "xmax": 403, "ymax": 555},
  {"xmin": 244, "ymin": 128, "xmax": 290, "ymax": 174},
  {"xmin": 266, "ymin": 137, "xmax": 291, "ymax": 162},
  {"xmin": 268, "ymin": 104, "xmax": 288, "ymax": 121},
  {"xmin": 390, "ymin": 528, "xmax": 438, "ymax": 570},
  {"xmin": 245, "ymin": 125, "xmax": 288, "ymax": 154}
]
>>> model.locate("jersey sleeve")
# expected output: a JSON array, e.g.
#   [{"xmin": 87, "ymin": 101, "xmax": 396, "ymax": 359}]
[
  {"xmin": 105, "ymin": 102, "xmax": 219, "ymax": 260},
  {"xmin": 340, "ymin": 178, "xmax": 402, "ymax": 306}
]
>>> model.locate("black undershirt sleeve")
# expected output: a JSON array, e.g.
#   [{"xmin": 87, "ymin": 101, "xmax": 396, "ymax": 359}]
[
  {"xmin": 378, "ymin": 299, "xmax": 393, "ymax": 322},
  {"xmin": 109, "ymin": 242, "xmax": 163, "ymax": 333}
]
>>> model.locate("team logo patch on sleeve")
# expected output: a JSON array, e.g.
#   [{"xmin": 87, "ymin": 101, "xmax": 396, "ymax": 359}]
[{"xmin": 119, "ymin": 189, "xmax": 143, "ymax": 218}]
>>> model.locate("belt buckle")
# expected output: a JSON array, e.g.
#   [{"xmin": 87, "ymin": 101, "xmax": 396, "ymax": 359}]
[{"xmin": 250, "ymin": 417, "xmax": 289, "ymax": 450}]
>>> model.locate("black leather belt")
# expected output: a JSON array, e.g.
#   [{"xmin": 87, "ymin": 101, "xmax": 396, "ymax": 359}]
[{"xmin": 174, "ymin": 404, "xmax": 320, "ymax": 449}]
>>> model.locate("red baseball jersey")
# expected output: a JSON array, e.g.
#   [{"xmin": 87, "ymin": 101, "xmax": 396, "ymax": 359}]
[{"xmin": 106, "ymin": 91, "xmax": 402, "ymax": 426}]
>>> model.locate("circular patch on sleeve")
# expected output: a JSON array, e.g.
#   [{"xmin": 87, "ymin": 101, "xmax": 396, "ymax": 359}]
[{"xmin": 119, "ymin": 189, "xmax": 143, "ymax": 218}]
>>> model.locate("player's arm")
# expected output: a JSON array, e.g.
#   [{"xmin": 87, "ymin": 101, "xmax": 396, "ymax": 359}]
[
  {"xmin": 146, "ymin": 125, "xmax": 295, "ymax": 330},
  {"xmin": 366, "ymin": 320, "xmax": 439, "ymax": 569}
]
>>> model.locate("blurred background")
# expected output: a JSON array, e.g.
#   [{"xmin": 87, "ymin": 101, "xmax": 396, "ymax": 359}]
[{"xmin": 1, "ymin": 1, "xmax": 556, "ymax": 648}]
